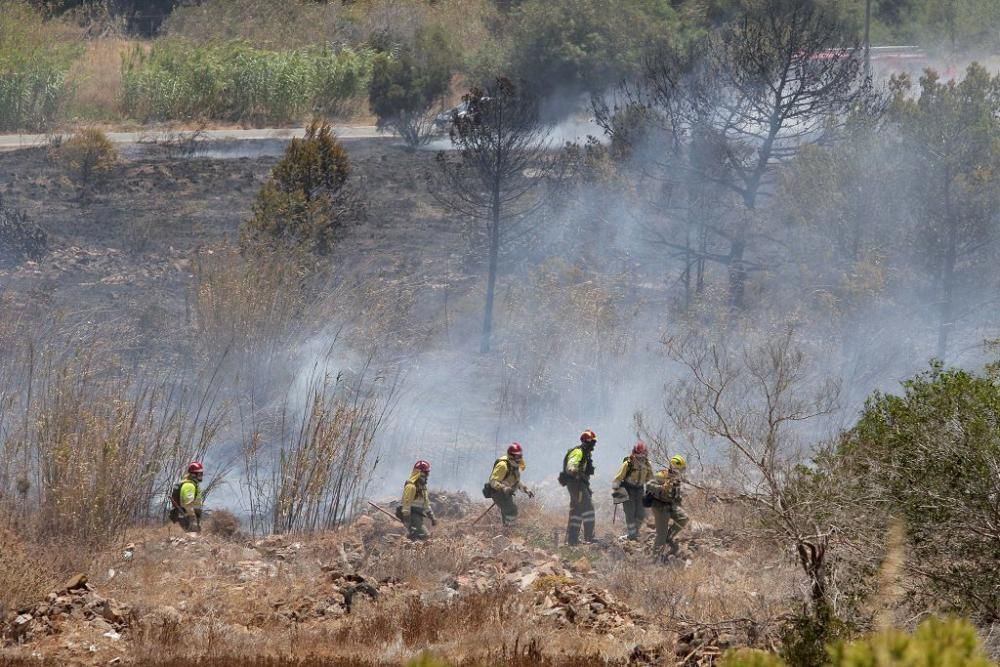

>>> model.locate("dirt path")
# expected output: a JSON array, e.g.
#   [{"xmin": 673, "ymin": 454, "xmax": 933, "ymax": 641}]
[{"xmin": 0, "ymin": 126, "xmax": 382, "ymax": 152}]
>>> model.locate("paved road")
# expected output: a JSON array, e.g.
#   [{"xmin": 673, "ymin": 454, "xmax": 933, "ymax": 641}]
[{"xmin": 0, "ymin": 126, "xmax": 383, "ymax": 152}]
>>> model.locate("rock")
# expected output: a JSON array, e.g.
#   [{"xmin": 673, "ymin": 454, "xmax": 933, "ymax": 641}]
[
  {"xmin": 570, "ymin": 557, "xmax": 592, "ymax": 573},
  {"xmin": 90, "ymin": 618, "xmax": 114, "ymax": 633},
  {"xmin": 517, "ymin": 571, "xmax": 540, "ymax": 590},
  {"xmin": 60, "ymin": 574, "xmax": 88, "ymax": 593},
  {"xmin": 491, "ymin": 535, "xmax": 512, "ymax": 553}
]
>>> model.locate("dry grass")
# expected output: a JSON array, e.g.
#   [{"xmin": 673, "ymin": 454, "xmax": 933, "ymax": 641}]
[
  {"xmin": 64, "ymin": 39, "xmax": 135, "ymax": 121},
  {"xmin": 191, "ymin": 245, "xmax": 325, "ymax": 380}
]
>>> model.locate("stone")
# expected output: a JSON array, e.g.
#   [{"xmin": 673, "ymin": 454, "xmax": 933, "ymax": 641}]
[
  {"xmin": 60, "ymin": 574, "xmax": 88, "ymax": 592},
  {"xmin": 491, "ymin": 535, "xmax": 512, "ymax": 553}
]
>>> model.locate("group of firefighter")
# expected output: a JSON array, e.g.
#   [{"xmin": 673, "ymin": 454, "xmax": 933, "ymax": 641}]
[
  {"xmin": 169, "ymin": 430, "xmax": 689, "ymax": 562},
  {"xmin": 398, "ymin": 429, "xmax": 690, "ymax": 561}
]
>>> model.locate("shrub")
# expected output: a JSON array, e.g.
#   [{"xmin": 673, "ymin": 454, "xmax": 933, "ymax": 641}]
[
  {"xmin": 205, "ymin": 509, "xmax": 242, "ymax": 539},
  {"xmin": 241, "ymin": 120, "xmax": 363, "ymax": 255},
  {"xmin": 0, "ymin": 197, "xmax": 48, "ymax": 268},
  {"xmin": 835, "ymin": 364, "xmax": 1000, "ymax": 621},
  {"xmin": 53, "ymin": 128, "xmax": 118, "ymax": 200},
  {"xmin": 368, "ymin": 27, "xmax": 454, "ymax": 147},
  {"xmin": 507, "ymin": 0, "xmax": 680, "ymax": 95},
  {"xmin": 0, "ymin": 2, "xmax": 79, "ymax": 131},
  {"xmin": 722, "ymin": 617, "xmax": 996, "ymax": 667},
  {"xmin": 120, "ymin": 40, "xmax": 376, "ymax": 124},
  {"xmin": 0, "ymin": 529, "xmax": 58, "ymax": 618}
]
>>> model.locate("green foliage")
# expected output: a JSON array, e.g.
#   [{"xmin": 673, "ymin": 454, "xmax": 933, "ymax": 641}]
[
  {"xmin": 369, "ymin": 27, "xmax": 454, "ymax": 147},
  {"xmin": 840, "ymin": 363, "xmax": 1000, "ymax": 621},
  {"xmin": 54, "ymin": 128, "xmax": 118, "ymax": 201},
  {"xmin": 404, "ymin": 652, "xmax": 452, "ymax": 667},
  {"xmin": 0, "ymin": 1, "xmax": 78, "ymax": 131},
  {"xmin": 780, "ymin": 604, "xmax": 854, "ymax": 667},
  {"xmin": 722, "ymin": 618, "xmax": 995, "ymax": 667},
  {"xmin": 241, "ymin": 120, "xmax": 361, "ymax": 255},
  {"xmin": 507, "ymin": 0, "xmax": 683, "ymax": 94},
  {"xmin": 721, "ymin": 649, "xmax": 787, "ymax": 667},
  {"xmin": 120, "ymin": 40, "xmax": 377, "ymax": 124},
  {"xmin": 829, "ymin": 618, "xmax": 994, "ymax": 667}
]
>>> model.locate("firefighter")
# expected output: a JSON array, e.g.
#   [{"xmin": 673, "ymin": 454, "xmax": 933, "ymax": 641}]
[
  {"xmin": 169, "ymin": 461, "xmax": 205, "ymax": 532},
  {"xmin": 612, "ymin": 441, "xmax": 654, "ymax": 540},
  {"xmin": 485, "ymin": 442, "xmax": 534, "ymax": 527},
  {"xmin": 644, "ymin": 455, "xmax": 689, "ymax": 561},
  {"xmin": 399, "ymin": 460, "xmax": 436, "ymax": 540},
  {"xmin": 560, "ymin": 430, "xmax": 597, "ymax": 545}
]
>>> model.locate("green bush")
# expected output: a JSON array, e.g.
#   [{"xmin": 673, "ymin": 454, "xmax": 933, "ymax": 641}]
[
  {"xmin": 241, "ymin": 120, "xmax": 362, "ymax": 255},
  {"xmin": 836, "ymin": 363, "xmax": 1000, "ymax": 621},
  {"xmin": 120, "ymin": 40, "xmax": 377, "ymax": 124},
  {"xmin": 369, "ymin": 27, "xmax": 454, "ymax": 147},
  {"xmin": 507, "ymin": 0, "xmax": 683, "ymax": 94},
  {"xmin": 0, "ymin": 2, "xmax": 79, "ymax": 131},
  {"xmin": 721, "ymin": 617, "xmax": 995, "ymax": 667}
]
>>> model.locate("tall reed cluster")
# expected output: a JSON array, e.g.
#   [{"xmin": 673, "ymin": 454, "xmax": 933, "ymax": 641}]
[
  {"xmin": 120, "ymin": 40, "xmax": 377, "ymax": 124},
  {"xmin": 0, "ymin": 2, "xmax": 80, "ymax": 131}
]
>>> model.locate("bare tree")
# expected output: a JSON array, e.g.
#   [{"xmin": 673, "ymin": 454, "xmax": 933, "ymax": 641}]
[
  {"xmin": 432, "ymin": 77, "xmax": 562, "ymax": 353},
  {"xmin": 599, "ymin": 0, "xmax": 867, "ymax": 308},
  {"xmin": 655, "ymin": 327, "xmax": 840, "ymax": 608}
]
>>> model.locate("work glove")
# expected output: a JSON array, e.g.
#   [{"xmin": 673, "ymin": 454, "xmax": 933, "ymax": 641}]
[
  {"xmin": 525, "ymin": 489, "xmax": 535, "ymax": 499},
  {"xmin": 429, "ymin": 514, "xmax": 438, "ymax": 527}
]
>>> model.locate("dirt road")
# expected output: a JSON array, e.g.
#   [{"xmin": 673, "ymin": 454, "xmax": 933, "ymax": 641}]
[{"xmin": 0, "ymin": 125, "xmax": 382, "ymax": 152}]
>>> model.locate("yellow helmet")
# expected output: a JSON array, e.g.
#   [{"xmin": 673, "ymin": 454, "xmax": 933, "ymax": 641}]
[
  {"xmin": 670, "ymin": 454, "xmax": 687, "ymax": 470},
  {"xmin": 655, "ymin": 469, "xmax": 670, "ymax": 480}
]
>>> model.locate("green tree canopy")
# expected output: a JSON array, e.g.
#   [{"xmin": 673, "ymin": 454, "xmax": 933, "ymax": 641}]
[{"xmin": 368, "ymin": 27, "xmax": 454, "ymax": 147}]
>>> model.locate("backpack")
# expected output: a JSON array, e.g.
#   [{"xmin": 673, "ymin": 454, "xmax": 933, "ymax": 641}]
[
  {"xmin": 168, "ymin": 482, "xmax": 185, "ymax": 522},
  {"xmin": 170, "ymin": 482, "xmax": 183, "ymax": 508}
]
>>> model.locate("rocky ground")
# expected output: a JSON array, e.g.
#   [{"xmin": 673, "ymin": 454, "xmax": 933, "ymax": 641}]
[{"xmin": 0, "ymin": 492, "xmax": 797, "ymax": 666}]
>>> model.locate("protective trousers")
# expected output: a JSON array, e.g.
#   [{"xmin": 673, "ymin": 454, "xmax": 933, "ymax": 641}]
[
  {"xmin": 652, "ymin": 502, "xmax": 689, "ymax": 558},
  {"xmin": 407, "ymin": 509, "xmax": 429, "ymax": 540},
  {"xmin": 566, "ymin": 480, "xmax": 595, "ymax": 545},
  {"xmin": 622, "ymin": 484, "xmax": 645, "ymax": 540},
  {"xmin": 492, "ymin": 490, "xmax": 518, "ymax": 526}
]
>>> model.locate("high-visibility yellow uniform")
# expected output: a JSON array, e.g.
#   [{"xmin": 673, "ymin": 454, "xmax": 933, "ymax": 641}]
[
  {"xmin": 170, "ymin": 473, "xmax": 204, "ymax": 531},
  {"xmin": 401, "ymin": 471, "xmax": 431, "ymax": 540},
  {"xmin": 645, "ymin": 467, "xmax": 689, "ymax": 559},
  {"xmin": 612, "ymin": 455, "xmax": 653, "ymax": 540},
  {"xmin": 488, "ymin": 455, "xmax": 525, "ymax": 526},
  {"xmin": 562, "ymin": 445, "xmax": 595, "ymax": 545}
]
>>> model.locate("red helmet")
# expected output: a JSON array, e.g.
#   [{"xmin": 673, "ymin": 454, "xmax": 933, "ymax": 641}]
[
  {"xmin": 632, "ymin": 441, "xmax": 648, "ymax": 457},
  {"xmin": 580, "ymin": 430, "xmax": 597, "ymax": 444},
  {"xmin": 507, "ymin": 442, "xmax": 523, "ymax": 457},
  {"xmin": 188, "ymin": 461, "xmax": 204, "ymax": 474},
  {"xmin": 414, "ymin": 460, "xmax": 431, "ymax": 473}
]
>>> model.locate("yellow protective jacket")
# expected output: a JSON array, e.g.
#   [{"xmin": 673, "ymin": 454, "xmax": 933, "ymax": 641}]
[
  {"xmin": 646, "ymin": 468, "xmax": 683, "ymax": 505},
  {"xmin": 401, "ymin": 472, "xmax": 430, "ymax": 516},
  {"xmin": 613, "ymin": 456, "xmax": 653, "ymax": 488},
  {"xmin": 177, "ymin": 474, "xmax": 204, "ymax": 515},
  {"xmin": 489, "ymin": 455, "xmax": 523, "ymax": 492},
  {"xmin": 564, "ymin": 446, "xmax": 594, "ymax": 479}
]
